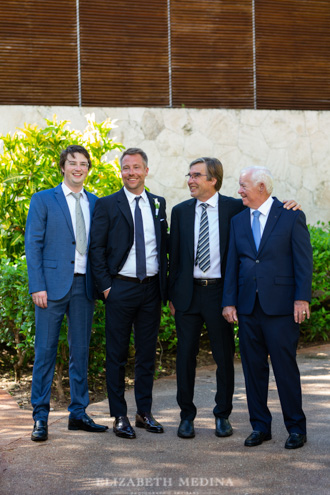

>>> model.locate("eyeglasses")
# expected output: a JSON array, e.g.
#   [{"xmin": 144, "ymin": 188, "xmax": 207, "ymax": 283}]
[
  {"xmin": 185, "ymin": 173, "xmax": 208, "ymax": 180},
  {"xmin": 67, "ymin": 161, "xmax": 89, "ymax": 169}
]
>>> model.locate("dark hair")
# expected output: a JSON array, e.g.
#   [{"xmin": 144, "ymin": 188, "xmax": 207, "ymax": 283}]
[
  {"xmin": 59, "ymin": 145, "xmax": 92, "ymax": 176},
  {"xmin": 189, "ymin": 157, "xmax": 223, "ymax": 191},
  {"xmin": 120, "ymin": 148, "xmax": 148, "ymax": 168}
]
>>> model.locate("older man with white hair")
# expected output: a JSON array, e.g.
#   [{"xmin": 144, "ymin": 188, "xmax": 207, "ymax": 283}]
[{"xmin": 222, "ymin": 166, "xmax": 313, "ymax": 450}]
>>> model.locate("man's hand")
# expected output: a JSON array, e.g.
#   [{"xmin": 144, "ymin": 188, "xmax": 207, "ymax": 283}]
[
  {"xmin": 294, "ymin": 300, "xmax": 310, "ymax": 324},
  {"xmin": 103, "ymin": 288, "xmax": 110, "ymax": 300},
  {"xmin": 222, "ymin": 306, "xmax": 238, "ymax": 324},
  {"xmin": 169, "ymin": 301, "xmax": 175, "ymax": 316},
  {"xmin": 283, "ymin": 199, "xmax": 301, "ymax": 211},
  {"xmin": 32, "ymin": 291, "xmax": 48, "ymax": 308}
]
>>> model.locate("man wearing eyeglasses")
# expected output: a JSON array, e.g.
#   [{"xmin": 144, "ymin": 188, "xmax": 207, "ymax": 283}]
[
  {"xmin": 25, "ymin": 145, "xmax": 108, "ymax": 442},
  {"xmin": 169, "ymin": 157, "xmax": 299, "ymax": 439}
]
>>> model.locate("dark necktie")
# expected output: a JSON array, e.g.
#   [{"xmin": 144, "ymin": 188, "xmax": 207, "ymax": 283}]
[
  {"xmin": 135, "ymin": 196, "xmax": 147, "ymax": 280},
  {"xmin": 195, "ymin": 203, "xmax": 210, "ymax": 272},
  {"xmin": 252, "ymin": 210, "xmax": 262, "ymax": 250},
  {"xmin": 71, "ymin": 192, "xmax": 87, "ymax": 255}
]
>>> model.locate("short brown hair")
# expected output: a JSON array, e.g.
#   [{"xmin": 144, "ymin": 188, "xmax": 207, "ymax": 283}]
[
  {"xmin": 59, "ymin": 145, "xmax": 92, "ymax": 176},
  {"xmin": 120, "ymin": 148, "xmax": 148, "ymax": 168},
  {"xmin": 189, "ymin": 157, "xmax": 223, "ymax": 191}
]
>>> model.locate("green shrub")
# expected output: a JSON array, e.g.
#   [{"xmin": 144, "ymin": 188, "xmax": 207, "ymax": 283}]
[{"xmin": 301, "ymin": 221, "xmax": 330, "ymax": 342}]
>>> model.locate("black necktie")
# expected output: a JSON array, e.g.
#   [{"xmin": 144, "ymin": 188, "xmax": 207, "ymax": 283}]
[{"xmin": 135, "ymin": 196, "xmax": 146, "ymax": 280}]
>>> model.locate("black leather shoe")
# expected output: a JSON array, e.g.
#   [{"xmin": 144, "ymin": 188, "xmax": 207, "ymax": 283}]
[
  {"xmin": 285, "ymin": 433, "xmax": 307, "ymax": 449},
  {"xmin": 177, "ymin": 420, "xmax": 195, "ymax": 439},
  {"xmin": 244, "ymin": 430, "xmax": 272, "ymax": 447},
  {"xmin": 113, "ymin": 416, "xmax": 136, "ymax": 439},
  {"xmin": 31, "ymin": 420, "xmax": 48, "ymax": 442},
  {"xmin": 68, "ymin": 413, "xmax": 108, "ymax": 432},
  {"xmin": 135, "ymin": 412, "xmax": 164, "ymax": 433},
  {"xmin": 215, "ymin": 417, "xmax": 233, "ymax": 437}
]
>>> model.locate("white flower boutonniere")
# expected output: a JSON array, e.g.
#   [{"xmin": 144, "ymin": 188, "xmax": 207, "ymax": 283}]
[{"xmin": 154, "ymin": 198, "xmax": 160, "ymax": 217}]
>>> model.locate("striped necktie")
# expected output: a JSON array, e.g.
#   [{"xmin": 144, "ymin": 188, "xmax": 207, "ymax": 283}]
[{"xmin": 195, "ymin": 203, "xmax": 210, "ymax": 272}]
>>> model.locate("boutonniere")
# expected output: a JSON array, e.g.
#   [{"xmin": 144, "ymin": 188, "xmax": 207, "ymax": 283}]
[{"xmin": 154, "ymin": 198, "xmax": 160, "ymax": 217}]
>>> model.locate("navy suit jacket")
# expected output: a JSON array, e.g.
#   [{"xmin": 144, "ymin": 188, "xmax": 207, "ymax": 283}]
[
  {"xmin": 222, "ymin": 197, "xmax": 313, "ymax": 315},
  {"xmin": 25, "ymin": 184, "xmax": 98, "ymax": 301},
  {"xmin": 89, "ymin": 188, "xmax": 168, "ymax": 304},
  {"xmin": 169, "ymin": 193, "xmax": 244, "ymax": 312}
]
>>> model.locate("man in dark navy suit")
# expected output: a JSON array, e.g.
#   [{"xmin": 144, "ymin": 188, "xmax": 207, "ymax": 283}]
[
  {"xmin": 25, "ymin": 145, "xmax": 108, "ymax": 442},
  {"xmin": 90, "ymin": 148, "xmax": 168, "ymax": 439},
  {"xmin": 223, "ymin": 166, "xmax": 313, "ymax": 449}
]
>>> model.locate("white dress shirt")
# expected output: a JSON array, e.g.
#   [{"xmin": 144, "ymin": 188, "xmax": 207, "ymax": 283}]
[
  {"xmin": 193, "ymin": 192, "xmax": 221, "ymax": 279},
  {"xmin": 119, "ymin": 187, "xmax": 159, "ymax": 277},
  {"xmin": 62, "ymin": 182, "xmax": 90, "ymax": 274},
  {"xmin": 250, "ymin": 196, "xmax": 274, "ymax": 237}
]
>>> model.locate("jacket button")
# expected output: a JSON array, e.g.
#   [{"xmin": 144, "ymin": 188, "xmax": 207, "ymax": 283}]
[
  {"xmin": 72, "ymin": 241, "xmax": 76, "ymax": 245},
  {"xmin": 71, "ymin": 261, "xmax": 74, "ymax": 264},
  {"xmin": 256, "ymin": 260, "xmax": 260, "ymax": 264}
]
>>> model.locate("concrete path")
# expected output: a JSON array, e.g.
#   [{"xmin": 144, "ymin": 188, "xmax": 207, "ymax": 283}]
[{"xmin": 1, "ymin": 345, "xmax": 329, "ymax": 495}]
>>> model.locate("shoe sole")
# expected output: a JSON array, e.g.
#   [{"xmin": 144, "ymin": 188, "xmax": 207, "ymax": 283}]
[
  {"xmin": 244, "ymin": 434, "xmax": 272, "ymax": 447},
  {"xmin": 215, "ymin": 430, "xmax": 233, "ymax": 437},
  {"xmin": 177, "ymin": 432, "xmax": 195, "ymax": 439},
  {"xmin": 31, "ymin": 435, "xmax": 48, "ymax": 441},
  {"xmin": 68, "ymin": 425, "xmax": 108, "ymax": 432},
  {"xmin": 135, "ymin": 422, "xmax": 164, "ymax": 433},
  {"xmin": 113, "ymin": 428, "xmax": 136, "ymax": 439}
]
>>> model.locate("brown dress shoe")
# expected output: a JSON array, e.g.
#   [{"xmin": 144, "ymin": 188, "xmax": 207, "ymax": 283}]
[{"xmin": 135, "ymin": 412, "xmax": 164, "ymax": 433}]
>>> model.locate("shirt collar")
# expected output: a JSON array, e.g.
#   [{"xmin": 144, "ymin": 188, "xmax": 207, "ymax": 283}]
[
  {"xmin": 123, "ymin": 186, "xmax": 147, "ymax": 205},
  {"xmin": 62, "ymin": 182, "xmax": 86, "ymax": 199},
  {"xmin": 250, "ymin": 195, "xmax": 274, "ymax": 217},
  {"xmin": 196, "ymin": 191, "xmax": 218, "ymax": 209}
]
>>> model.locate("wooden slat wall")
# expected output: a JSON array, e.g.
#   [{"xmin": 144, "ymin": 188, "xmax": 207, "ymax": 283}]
[
  {"xmin": 170, "ymin": 0, "xmax": 254, "ymax": 108},
  {"xmin": 0, "ymin": 1, "xmax": 330, "ymax": 110},
  {"xmin": 0, "ymin": 0, "xmax": 78, "ymax": 105},
  {"xmin": 79, "ymin": 0, "xmax": 169, "ymax": 106},
  {"xmin": 256, "ymin": 0, "xmax": 330, "ymax": 110}
]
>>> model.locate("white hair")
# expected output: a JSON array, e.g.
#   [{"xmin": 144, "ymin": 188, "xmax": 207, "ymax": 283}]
[{"xmin": 240, "ymin": 166, "xmax": 274, "ymax": 194}]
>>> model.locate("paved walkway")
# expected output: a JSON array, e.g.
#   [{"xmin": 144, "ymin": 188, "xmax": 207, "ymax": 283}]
[{"xmin": 1, "ymin": 345, "xmax": 330, "ymax": 495}]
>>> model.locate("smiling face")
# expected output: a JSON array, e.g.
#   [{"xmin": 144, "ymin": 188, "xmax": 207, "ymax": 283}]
[
  {"xmin": 188, "ymin": 162, "xmax": 217, "ymax": 202},
  {"xmin": 61, "ymin": 152, "xmax": 90, "ymax": 192},
  {"xmin": 121, "ymin": 153, "xmax": 149, "ymax": 195},
  {"xmin": 238, "ymin": 170, "xmax": 265, "ymax": 209}
]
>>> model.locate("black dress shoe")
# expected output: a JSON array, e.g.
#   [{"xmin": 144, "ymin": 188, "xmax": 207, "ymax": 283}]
[
  {"xmin": 215, "ymin": 417, "xmax": 233, "ymax": 437},
  {"xmin": 177, "ymin": 420, "xmax": 195, "ymax": 439},
  {"xmin": 244, "ymin": 430, "xmax": 272, "ymax": 447},
  {"xmin": 31, "ymin": 420, "xmax": 48, "ymax": 442},
  {"xmin": 135, "ymin": 412, "xmax": 164, "ymax": 433},
  {"xmin": 285, "ymin": 433, "xmax": 307, "ymax": 449},
  {"xmin": 113, "ymin": 416, "xmax": 136, "ymax": 439},
  {"xmin": 68, "ymin": 413, "xmax": 108, "ymax": 432}
]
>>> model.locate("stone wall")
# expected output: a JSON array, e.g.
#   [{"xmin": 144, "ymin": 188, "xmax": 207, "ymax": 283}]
[{"xmin": 0, "ymin": 106, "xmax": 329, "ymax": 225}]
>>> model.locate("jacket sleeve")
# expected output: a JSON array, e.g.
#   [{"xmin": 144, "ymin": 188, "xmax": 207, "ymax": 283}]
[
  {"xmin": 292, "ymin": 212, "xmax": 313, "ymax": 302},
  {"xmin": 89, "ymin": 198, "xmax": 113, "ymax": 292},
  {"xmin": 25, "ymin": 194, "xmax": 47, "ymax": 294},
  {"xmin": 222, "ymin": 218, "xmax": 239, "ymax": 308}
]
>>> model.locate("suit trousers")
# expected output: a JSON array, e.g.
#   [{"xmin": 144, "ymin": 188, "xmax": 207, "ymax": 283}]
[
  {"xmin": 31, "ymin": 276, "xmax": 94, "ymax": 421},
  {"xmin": 105, "ymin": 276, "xmax": 161, "ymax": 417},
  {"xmin": 238, "ymin": 295, "xmax": 306, "ymax": 435},
  {"xmin": 175, "ymin": 280, "xmax": 235, "ymax": 421}
]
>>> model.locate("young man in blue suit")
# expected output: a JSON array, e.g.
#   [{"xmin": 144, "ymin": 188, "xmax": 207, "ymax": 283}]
[
  {"xmin": 223, "ymin": 166, "xmax": 313, "ymax": 449},
  {"xmin": 90, "ymin": 148, "xmax": 168, "ymax": 439},
  {"xmin": 25, "ymin": 145, "xmax": 108, "ymax": 442}
]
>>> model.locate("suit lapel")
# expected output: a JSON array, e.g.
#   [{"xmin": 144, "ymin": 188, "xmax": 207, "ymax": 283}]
[
  {"xmin": 146, "ymin": 191, "xmax": 161, "ymax": 250},
  {"xmin": 218, "ymin": 194, "xmax": 230, "ymax": 260},
  {"xmin": 242, "ymin": 208, "xmax": 258, "ymax": 254},
  {"xmin": 258, "ymin": 198, "xmax": 282, "ymax": 254},
  {"xmin": 55, "ymin": 184, "xmax": 74, "ymax": 237},
  {"xmin": 117, "ymin": 188, "xmax": 134, "ymax": 230},
  {"xmin": 187, "ymin": 199, "xmax": 196, "ymax": 264}
]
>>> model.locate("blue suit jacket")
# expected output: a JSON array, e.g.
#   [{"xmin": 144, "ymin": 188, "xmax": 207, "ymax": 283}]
[
  {"xmin": 89, "ymin": 187, "xmax": 168, "ymax": 304},
  {"xmin": 222, "ymin": 197, "xmax": 313, "ymax": 315},
  {"xmin": 25, "ymin": 184, "xmax": 98, "ymax": 301}
]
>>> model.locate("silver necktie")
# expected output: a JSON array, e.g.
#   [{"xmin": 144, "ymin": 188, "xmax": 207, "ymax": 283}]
[{"xmin": 71, "ymin": 192, "xmax": 87, "ymax": 255}]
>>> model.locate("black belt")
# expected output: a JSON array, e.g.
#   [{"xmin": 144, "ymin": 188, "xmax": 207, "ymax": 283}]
[
  {"xmin": 74, "ymin": 273, "xmax": 85, "ymax": 277},
  {"xmin": 114, "ymin": 274, "xmax": 158, "ymax": 284},
  {"xmin": 193, "ymin": 278, "xmax": 221, "ymax": 287}
]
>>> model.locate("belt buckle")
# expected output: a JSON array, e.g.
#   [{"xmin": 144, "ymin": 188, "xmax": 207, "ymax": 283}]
[{"xmin": 202, "ymin": 279, "xmax": 208, "ymax": 287}]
